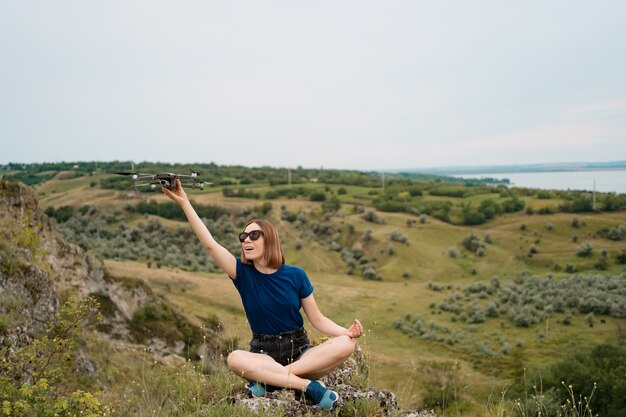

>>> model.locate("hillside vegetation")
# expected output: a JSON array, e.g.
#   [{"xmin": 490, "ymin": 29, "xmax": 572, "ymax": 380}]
[{"xmin": 2, "ymin": 162, "xmax": 626, "ymax": 416}]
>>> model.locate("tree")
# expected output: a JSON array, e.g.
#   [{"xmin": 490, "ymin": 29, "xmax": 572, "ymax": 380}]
[{"xmin": 544, "ymin": 344, "xmax": 626, "ymax": 417}]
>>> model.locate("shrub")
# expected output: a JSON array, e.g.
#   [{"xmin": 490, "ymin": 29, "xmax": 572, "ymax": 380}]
[
  {"xmin": 537, "ymin": 206, "xmax": 556, "ymax": 214},
  {"xmin": 361, "ymin": 211, "xmax": 383, "ymax": 224},
  {"xmin": 595, "ymin": 251, "xmax": 609, "ymax": 270},
  {"xmin": 309, "ymin": 191, "xmax": 327, "ymax": 202},
  {"xmin": 390, "ymin": 231, "xmax": 409, "ymax": 244},
  {"xmin": 462, "ymin": 233, "xmax": 482, "ymax": 252},
  {"xmin": 560, "ymin": 195, "xmax": 594, "ymax": 212},
  {"xmin": 501, "ymin": 197, "xmax": 525, "ymax": 212},
  {"xmin": 448, "ymin": 247, "xmax": 458, "ymax": 258},
  {"xmin": 322, "ymin": 196, "xmax": 341, "ymax": 212},
  {"xmin": 0, "ymin": 297, "xmax": 109, "ymax": 416},
  {"xmin": 45, "ymin": 205, "xmax": 74, "ymax": 223},
  {"xmin": 461, "ymin": 204, "xmax": 487, "ymax": 225},
  {"xmin": 562, "ymin": 313, "xmax": 572, "ymax": 325},
  {"xmin": 598, "ymin": 224, "xmax": 625, "ymax": 241},
  {"xmin": 543, "ymin": 344, "xmax": 626, "ymax": 417},
  {"xmin": 577, "ymin": 243, "xmax": 593, "ymax": 257},
  {"xmin": 462, "ymin": 233, "xmax": 486, "ymax": 257}
]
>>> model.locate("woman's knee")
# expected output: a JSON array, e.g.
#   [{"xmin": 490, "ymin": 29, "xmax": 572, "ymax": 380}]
[
  {"xmin": 226, "ymin": 349, "xmax": 248, "ymax": 373},
  {"xmin": 335, "ymin": 335, "xmax": 356, "ymax": 358}
]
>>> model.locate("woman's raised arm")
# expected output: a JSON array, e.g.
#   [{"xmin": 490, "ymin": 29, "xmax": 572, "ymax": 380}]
[{"xmin": 163, "ymin": 179, "xmax": 237, "ymax": 278}]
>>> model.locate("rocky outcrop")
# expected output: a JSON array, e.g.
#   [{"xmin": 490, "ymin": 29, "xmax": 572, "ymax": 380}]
[
  {"xmin": 0, "ymin": 179, "xmax": 216, "ymax": 358},
  {"xmin": 231, "ymin": 346, "xmax": 436, "ymax": 416}
]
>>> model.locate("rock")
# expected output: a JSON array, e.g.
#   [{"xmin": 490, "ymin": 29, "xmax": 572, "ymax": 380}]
[{"xmin": 230, "ymin": 346, "xmax": 430, "ymax": 416}]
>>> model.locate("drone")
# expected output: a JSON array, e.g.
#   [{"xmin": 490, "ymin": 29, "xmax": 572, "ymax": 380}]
[{"xmin": 115, "ymin": 170, "xmax": 209, "ymax": 192}]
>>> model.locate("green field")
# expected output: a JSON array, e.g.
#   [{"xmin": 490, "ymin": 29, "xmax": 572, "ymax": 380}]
[{"xmin": 6, "ymin": 163, "xmax": 626, "ymax": 415}]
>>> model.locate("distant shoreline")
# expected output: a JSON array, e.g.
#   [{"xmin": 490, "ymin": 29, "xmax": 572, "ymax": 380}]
[
  {"xmin": 450, "ymin": 169, "xmax": 626, "ymax": 194},
  {"xmin": 401, "ymin": 161, "xmax": 626, "ymax": 176},
  {"xmin": 449, "ymin": 167, "xmax": 626, "ymax": 175}
]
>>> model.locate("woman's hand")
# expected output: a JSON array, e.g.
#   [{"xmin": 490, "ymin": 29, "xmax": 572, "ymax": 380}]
[
  {"xmin": 345, "ymin": 319, "xmax": 364, "ymax": 339},
  {"xmin": 162, "ymin": 179, "xmax": 189, "ymax": 206}
]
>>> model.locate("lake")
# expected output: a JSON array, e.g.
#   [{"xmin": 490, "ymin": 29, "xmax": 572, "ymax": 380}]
[{"xmin": 453, "ymin": 170, "xmax": 626, "ymax": 194}]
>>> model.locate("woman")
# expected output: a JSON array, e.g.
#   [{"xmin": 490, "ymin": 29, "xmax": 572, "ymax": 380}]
[{"xmin": 163, "ymin": 179, "xmax": 363, "ymax": 410}]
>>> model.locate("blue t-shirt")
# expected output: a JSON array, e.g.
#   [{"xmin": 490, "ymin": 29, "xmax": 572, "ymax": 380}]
[{"xmin": 231, "ymin": 258, "xmax": 314, "ymax": 335}]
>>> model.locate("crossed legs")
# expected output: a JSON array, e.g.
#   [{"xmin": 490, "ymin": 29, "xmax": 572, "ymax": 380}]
[{"xmin": 226, "ymin": 335, "xmax": 356, "ymax": 391}]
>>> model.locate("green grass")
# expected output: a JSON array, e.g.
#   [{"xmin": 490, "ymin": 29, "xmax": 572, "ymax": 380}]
[{"xmin": 29, "ymin": 171, "xmax": 626, "ymax": 415}]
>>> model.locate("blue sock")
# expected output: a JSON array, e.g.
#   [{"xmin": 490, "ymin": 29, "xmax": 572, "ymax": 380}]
[
  {"xmin": 305, "ymin": 380, "xmax": 338, "ymax": 410},
  {"xmin": 245, "ymin": 381, "xmax": 265, "ymax": 398}
]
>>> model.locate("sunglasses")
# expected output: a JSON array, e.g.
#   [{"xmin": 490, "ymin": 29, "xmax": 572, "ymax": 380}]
[{"xmin": 239, "ymin": 230, "xmax": 263, "ymax": 243}]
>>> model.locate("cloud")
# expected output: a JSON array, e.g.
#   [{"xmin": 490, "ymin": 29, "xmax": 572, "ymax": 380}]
[
  {"xmin": 419, "ymin": 122, "xmax": 626, "ymax": 167},
  {"xmin": 564, "ymin": 99, "xmax": 626, "ymax": 116}
]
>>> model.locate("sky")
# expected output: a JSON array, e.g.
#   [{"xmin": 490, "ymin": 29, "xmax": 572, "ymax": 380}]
[{"xmin": 1, "ymin": 1, "xmax": 626, "ymax": 171}]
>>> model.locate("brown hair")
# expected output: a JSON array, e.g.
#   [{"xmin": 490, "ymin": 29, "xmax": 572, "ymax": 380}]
[{"xmin": 241, "ymin": 219, "xmax": 285, "ymax": 269}]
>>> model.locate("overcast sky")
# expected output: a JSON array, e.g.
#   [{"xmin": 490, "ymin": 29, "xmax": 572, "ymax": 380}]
[{"xmin": 1, "ymin": 1, "xmax": 625, "ymax": 170}]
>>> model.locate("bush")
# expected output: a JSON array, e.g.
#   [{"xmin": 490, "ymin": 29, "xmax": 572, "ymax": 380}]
[
  {"xmin": 501, "ymin": 197, "xmax": 525, "ymax": 212},
  {"xmin": 361, "ymin": 211, "xmax": 383, "ymax": 224},
  {"xmin": 309, "ymin": 191, "xmax": 327, "ymax": 202},
  {"xmin": 537, "ymin": 206, "xmax": 556, "ymax": 214},
  {"xmin": 0, "ymin": 297, "xmax": 109, "ymax": 416},
  {"xmin": 322, "ymin": 196, "xmax": 341, "ymax": 212},
  {"xmin": 560, "ymin": 195, "xmax": 594, "ymax": 212},
  {"xmin": 562, "ymin": 313, "xmax": 572, "ymax": 325},
  {"xmin": 598, "ymin": 224, "xmax": 626, "ymax": 241},
  {"xmin": 389, "ymin": 231, "xmax": 409, "ymax": 244},
  {"xmin": 594, "ymin": 251, "xmax": 609, "ymax": 270},
  {"xmin": 577, "ymin": 243, "xmax": 593, "ymax": 257},
  {"xmin": 462, "ymin": 233, "xmax": 485, "ymax": 256},
  {"xmin": 461, "ymin": 204, "xmax": 487, "ymax": 225},
  {"xmin": 544, "ymin": 344, "xmax": 626, "ymax": 417},
  {"xmin": 45, "ymin": 205, "xmax": 74, "ymax": 223}
]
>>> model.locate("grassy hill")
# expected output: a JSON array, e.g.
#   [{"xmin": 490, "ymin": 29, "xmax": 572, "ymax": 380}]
[{"xmin": 4, "ymin": 162, "xmax": 626, "ymax": 415}]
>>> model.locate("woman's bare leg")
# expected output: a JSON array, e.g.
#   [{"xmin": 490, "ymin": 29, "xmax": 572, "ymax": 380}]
[
  {"xmin": 286, "ymin": 335, "xmax": 356, "ymax": 380},
  {"xmin": 228, "ymin": 336, "xmax": 355, "ymax": 389},
  {"xmin": 227, "ymin": 350, "xmax": 310, "ymax": 390}
]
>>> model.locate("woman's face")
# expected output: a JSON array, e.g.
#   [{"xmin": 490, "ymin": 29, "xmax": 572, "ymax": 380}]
[{"xmin": 241, "ymin": 222, "xmax": 265, "ymax": 261}]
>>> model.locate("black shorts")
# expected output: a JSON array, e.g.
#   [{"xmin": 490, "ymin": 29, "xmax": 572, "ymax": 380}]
[{"xmin": 249, "ymin": 327, "xmax": 313, "ymax": 366}]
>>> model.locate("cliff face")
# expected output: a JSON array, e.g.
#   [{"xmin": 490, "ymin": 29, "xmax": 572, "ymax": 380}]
[{"xmin": 0, "ymin": 179, "xmax": 214, "ymax": 358}]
